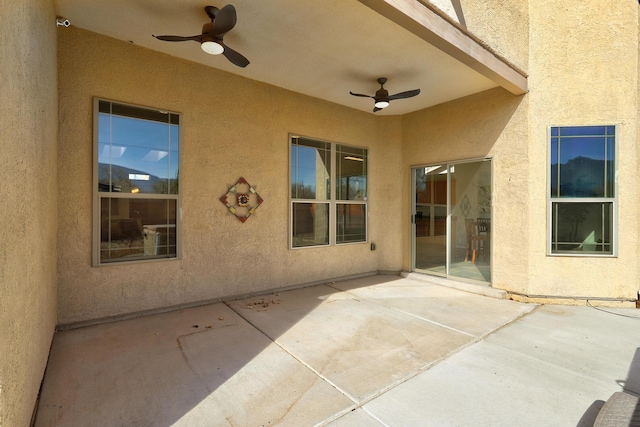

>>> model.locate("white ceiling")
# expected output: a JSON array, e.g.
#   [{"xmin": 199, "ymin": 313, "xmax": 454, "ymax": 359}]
[{"xmin": 55, "ymin": 0, "xmax": 500, "ymax": 115}]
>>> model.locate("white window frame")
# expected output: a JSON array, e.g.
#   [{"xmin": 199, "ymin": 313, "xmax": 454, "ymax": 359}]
[
  {"xmin": 289, "ymin": 135, "xmax": 368, "ymax": 249},
  {"xmin": 547, "ymin": 125, "xmax": 618, "ymax": 257},
  {"xmin": 92, "ymin": 98, "xmax": 182, "ymax": 266}
]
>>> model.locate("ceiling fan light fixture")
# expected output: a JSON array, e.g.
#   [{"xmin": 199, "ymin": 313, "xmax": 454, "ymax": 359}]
[
  {"xmin": 154, "ymin": 5, "xmax": 249, "ymax": 67},
  {"xmin": 350, "ymin": 77, "xmax": 420, "ymax": 113},
  {"xmin": 201, "ymin": 40, "xmax": 224, "ymax": 55}
]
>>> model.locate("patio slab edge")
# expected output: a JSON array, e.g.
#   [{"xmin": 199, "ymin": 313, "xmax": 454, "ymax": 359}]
[{"xmin": 401, "ymin": 272, "xmax": 508, "ymax": 299}]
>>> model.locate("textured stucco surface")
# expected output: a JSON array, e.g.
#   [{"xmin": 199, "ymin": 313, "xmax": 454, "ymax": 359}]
[
  {"xmin": 56, "ymin": 1, "xmax": 640, "ymax": 326},
  {"xmin": 3, "ymin": 0, "xmax": 640, "ymax": 423},
  {"xmin": 406, "ymin": 0, "xmax": 640, "ymax": 302},
  {"xmin": 56, "ymin": 28, "xmax": 404, "ymax": 324},
  {"xmin": 402, "ymin": 88, "xmax": 529, "ymax": 293},
  {"xmin": 459, "ymin": 0, "xmax": 529, "ymax": 73},
  {"xmin": 0, "ymin": 0, "xmax": 58, "ymax": 425},
  {"xmin": 404, "ymin": 0, "xmax": 530, "ymax": 295},
  {"xmin": 425, "ymin": 0, "xmax": 529, "ymax": 73},
  {"xmin": 526, "ymin": 1, "xmax": 639, "ymax": 299}
]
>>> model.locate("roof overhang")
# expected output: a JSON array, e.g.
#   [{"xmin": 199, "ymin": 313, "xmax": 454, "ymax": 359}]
[
  {"xmin": 56, "ymin": 0, "xmax": 528, "ymax": 115},
  {"xmin": 360, "ymin": 0, "xmax": 528, "ymax": 95}
]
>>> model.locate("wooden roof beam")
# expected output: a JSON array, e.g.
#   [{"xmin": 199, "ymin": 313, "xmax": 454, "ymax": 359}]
[{"xmin": 359, "ymin": 0, "xmax": 528, "ymax": 95}]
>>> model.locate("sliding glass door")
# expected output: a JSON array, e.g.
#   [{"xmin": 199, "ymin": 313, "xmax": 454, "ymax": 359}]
[
  {"xmin": 413, "ymin": 165, "xmax": 449, "ymax": 273},
  {"xmin": 412, "ymin": 159, "xmax": 492, "ymax": 283}
]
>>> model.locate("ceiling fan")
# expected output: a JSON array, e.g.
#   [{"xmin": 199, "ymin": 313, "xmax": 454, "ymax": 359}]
[
  {"xmin": 153, "ymin": 4, "xmax": 249, "ymax": 68},
  {"xmin": 350, "ymin": 78, "xmax": 420, "ymax": 112}
]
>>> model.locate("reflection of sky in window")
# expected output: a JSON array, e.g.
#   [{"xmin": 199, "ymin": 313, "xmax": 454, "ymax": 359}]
[
  {"xmin": 291, "ymin": 145, "xmax": 328, "ymax": 193},
  {"xmin": 551, "ymin": 127, "xmax": 614, "ymax": 165},
  {"xmin": 98, "ymin": 114, "xmax": 179, "ymax": 179}
]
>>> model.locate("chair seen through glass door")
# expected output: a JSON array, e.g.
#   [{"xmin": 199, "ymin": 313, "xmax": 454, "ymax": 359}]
[{"xmin": 412, "ymin": 160, "xmax": 492, "ymax": 283}]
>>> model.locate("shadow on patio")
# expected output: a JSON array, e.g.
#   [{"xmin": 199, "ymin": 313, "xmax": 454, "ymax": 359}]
[
  {"xmin": 35, "ymin": 274, "xmax": 530, "ymax": 426},
  {"xmin": 34, "ymin": 274, "xmax": 638, "ymax": 426}
]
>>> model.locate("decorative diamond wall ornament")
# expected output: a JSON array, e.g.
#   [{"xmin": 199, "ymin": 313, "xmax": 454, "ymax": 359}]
[
  {"xmin": 220, "ymin": 177, "xmax": 263, "ymax": 223},
  {"xmin": 460, "ymin": 194, "xmax": 471, "ymax": 218}
]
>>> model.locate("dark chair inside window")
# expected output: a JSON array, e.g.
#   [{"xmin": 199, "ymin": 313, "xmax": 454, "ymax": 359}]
[{"xmin": 465, "ymin": 218, "xmax": 490, "ymax": 264}]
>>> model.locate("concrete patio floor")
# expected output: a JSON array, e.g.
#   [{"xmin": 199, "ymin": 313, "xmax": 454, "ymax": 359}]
[{"xmin": 34, "ymin": 274, "xmax": 640, "ymax": 426}]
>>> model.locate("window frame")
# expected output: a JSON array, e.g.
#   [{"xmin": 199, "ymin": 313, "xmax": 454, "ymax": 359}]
[
  {"xmin": 289, "ymin": 134, "xmax": 368, "ymax": 249},
  {"xmin": 92, "ymin": 98, "xmax": 183, "ymax": 266},
  {"xmin": 546, "ymin": 125, "xmax": 618, "ymax": 257}
]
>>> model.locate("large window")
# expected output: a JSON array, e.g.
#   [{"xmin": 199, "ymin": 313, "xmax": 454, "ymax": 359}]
[
  {"xmin": 93, "ymin": 99, "xmax": 181, "ymax": 265},
  {"xmin": 290, "ymin": 136, "xmax": 368, "ymax": 248},
  {"xmin": 548, "ymin": 125, "xmax": 616, "ymax": 255}
]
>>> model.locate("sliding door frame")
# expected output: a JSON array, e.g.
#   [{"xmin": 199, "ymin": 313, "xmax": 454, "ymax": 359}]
[{"xmin": 410, "ymin": 157, "xmax": 493, "ymax": 284}]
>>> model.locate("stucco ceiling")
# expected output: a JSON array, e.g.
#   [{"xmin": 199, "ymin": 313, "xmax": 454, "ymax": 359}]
[{"xmin": 55, "ymin": 0, "xmax": 504, "ymax": 115}]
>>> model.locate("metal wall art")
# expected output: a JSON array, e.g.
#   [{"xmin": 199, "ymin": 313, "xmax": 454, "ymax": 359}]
[{"xmin": 219, "ymin": 177, "xmax": 263, "ymax": 223}]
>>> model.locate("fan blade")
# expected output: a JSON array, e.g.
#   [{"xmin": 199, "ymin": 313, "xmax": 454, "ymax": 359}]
[
  {"xmin": 349, "ymin": 91, "xmax": 374, "ymax": 99},
  {"xmin": 154, "ymin": 34, "xmax": 202, "ymax": 42},
  {"xmin": 204, "ymin": 6, "xmax": 219, "ymax": 21},
  {"xmin": 221, "ymin": 43, "xmax": 250, "ymax": 67},
  {"xmin": 212, "ymin": 4, "xmax": 237, "ymax": 35},
  {"xmin": 387, "ymin": 89, "xmax": 420, "ymax": 100}
]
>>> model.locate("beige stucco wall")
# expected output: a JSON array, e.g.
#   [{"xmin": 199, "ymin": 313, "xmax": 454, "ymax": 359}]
[
  {"xmin": 459, "ymin": 0, "xmax": 528, "ymax": 73},
  {"xmin": 57, "ymin": 28, "xmax": 404, "ymax": 324},
  {"xmin": 55, "ymin": 0, "xmax": 640, "ymax": 327},
  {"xmin": 525, "ymin": 1, "xmax": 639, "ymax": 300},
  {"xmin": 406, "ymin": 0, "xmax": 639, "ymax": 302},
  {"xmin": 425, "ymin": 0, "xmax": 529, "ymax": 73},
  {"xmin": 402, "ymin": 0, "xmax": 530, "ymax": 294},
  {"xmin": 0, "ymin": 0, "xmax": 58, "ymax": 425},
  {"xmin": 2, "ymin": 0, "xmax": 637, "ymax": 423},
  {"xmin": 402, "ymin": 88, "xmax": 529, "ymax": 292}
]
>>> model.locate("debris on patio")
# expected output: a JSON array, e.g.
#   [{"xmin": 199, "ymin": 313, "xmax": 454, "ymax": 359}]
[{"xmin": 238, "ymin": 294, "xmax": 281, "ymax": 312}]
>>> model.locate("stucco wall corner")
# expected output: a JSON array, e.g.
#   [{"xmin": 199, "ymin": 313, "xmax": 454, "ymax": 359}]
[
  {"xmin": 1, "ymin": 0, "xmax": 59, "ymax": 425},
  {"xmin": 526, "ymin": 1, "xmax": 640, "ymax": 301}
]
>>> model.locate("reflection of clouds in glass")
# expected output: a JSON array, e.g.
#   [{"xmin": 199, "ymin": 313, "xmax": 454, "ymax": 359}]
[
  {"xmin": 100, "ymin": 145, "xmax": 126, "ymax": 159},
  {"xmin": 142, "ymin": 150, "xmax": 168, "ymax": 162}
]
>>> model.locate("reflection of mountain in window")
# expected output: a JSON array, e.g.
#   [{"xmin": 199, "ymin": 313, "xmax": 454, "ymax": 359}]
[{"xmin": 549, "ymin": 126, "xmax": 616, "ymax": 255}]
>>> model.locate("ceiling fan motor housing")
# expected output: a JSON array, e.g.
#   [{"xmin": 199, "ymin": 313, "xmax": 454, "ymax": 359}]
[
  {"xmin": 375, "ymin": 78, "xmax": 389, "ymax": 102},
  {"xmin": 375, "ymin": 88, "xmax": 389, "ymax": 102}
]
